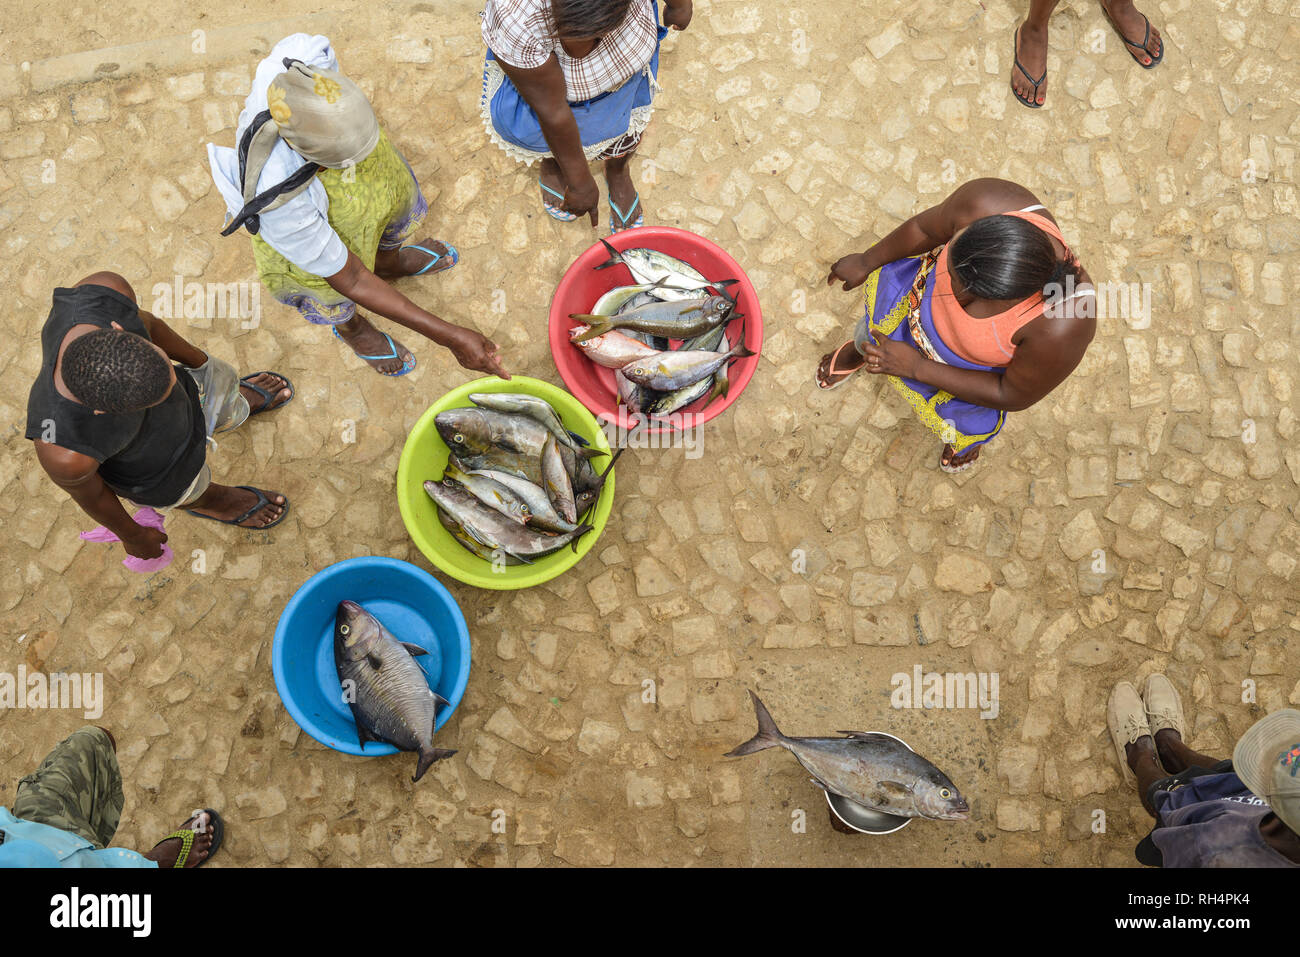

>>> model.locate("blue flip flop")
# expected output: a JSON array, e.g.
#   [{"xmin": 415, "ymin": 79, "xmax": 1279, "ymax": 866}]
[
  {"xmin": 332, "ymin": 325, "xmax": 417, "ymax": 377},
  {"xmin": 540, "ymin": 181, "xmax": 577, "ymax": 222},
  {"xmin": 404, "ymin": 242, "xmax": 459, "ymax": 276},
  {"xmin": 609, "ymin": 192, "xmax": 644, "ymax": 233}
]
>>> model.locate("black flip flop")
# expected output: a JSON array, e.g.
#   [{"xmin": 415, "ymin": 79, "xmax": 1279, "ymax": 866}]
[
  {"xmin": 186, "ymin": 486, "xmax": 290, "ymax": 529},
  {"xmin": 1103, "ymin": 7, "xmax": 1163, "ymax": 69},
  {"xmin": 240, "ymin": 371, "xmax": 294, "ymax": 416},
  {"xmin": 1010, "ymin": 26, "xmax": 1046, "ymax": 109}
]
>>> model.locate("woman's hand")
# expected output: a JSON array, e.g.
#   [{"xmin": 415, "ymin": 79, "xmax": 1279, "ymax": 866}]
[
  {"xmin": 826, "ymin": 252, "xmax": 873, "ymax": 291},
  {"xmin": 561, "ymin": 173, "xmax": 602, "ymax": 225},
  {"xmin": 860, "ymin": 336, "xmax": 922, "ymax": 379},
  {"xmin": 663, "ymin": 0, "xmax": 693, "ymax": 30},
  {"xmin": 448, "ymin": 328, "xmax": 510, "ymax": 379}
]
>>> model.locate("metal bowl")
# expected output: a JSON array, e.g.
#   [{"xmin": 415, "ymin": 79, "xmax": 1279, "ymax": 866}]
[{"xmin": 821, "ymin": 731, "xmax": 914, "ymax": 835}]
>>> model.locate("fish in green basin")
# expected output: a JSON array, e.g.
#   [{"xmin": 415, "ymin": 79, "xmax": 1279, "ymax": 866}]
[
  {"xmin": 443, "ymin": 462, "xmax": 532, "ymax": 525},
  {"xmin": 621, "ymin": 337, "xmax": 755, "ymax": 392},
  {"xmin": 569, "ymin": 293, "xmax": 736, "ymax": 344},
  {"xmin": 436, "ymin": 406, "xmax": 548, "ymax": 460},
  {"xmin": 725, "ymin": 691, "xmax": 970, "ymax": 821},
  {"xmin": 423, "ymin": 480, "xmax": 593, "ymax": 561},
  {"xmin": 334, "ymin": 600, "xmax": 456, "ymax": 783},
  {"xmin": 467, "ymin": 392, "xmax": 598, "ymax": 455},
  {"xmin": 468, "ymin": 468, "xmax": 579, "ymax": 534},
  {"xmin": 436, "ymin": 506, "xmax": 523, "ymax": 564},
  {"xmin": 541, "ymin": 435, "xmax": 577, "ymax": 524}
]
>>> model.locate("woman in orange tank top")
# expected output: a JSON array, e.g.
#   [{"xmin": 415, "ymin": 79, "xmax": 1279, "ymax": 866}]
[{"xmin": 817, "ymin": 178, "xmax": 1096, "ymax": 472}]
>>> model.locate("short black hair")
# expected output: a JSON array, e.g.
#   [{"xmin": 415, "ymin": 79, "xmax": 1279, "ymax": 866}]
[
  {"xmin": 948, "ymin": 214, "xmax": 1071, "ymax": 301},
  {"xmin": 550, "ymin": 0, "xmax": 634, "ymax": 40},
  {"xmin": 62, "ymin": 328, "xmax": 172, "ymax": 413}
]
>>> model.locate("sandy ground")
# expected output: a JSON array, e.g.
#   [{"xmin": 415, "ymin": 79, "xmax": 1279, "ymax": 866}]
[{"xmin": 0, "ymin": 0, "xmax": 1297, "ymax": 867}]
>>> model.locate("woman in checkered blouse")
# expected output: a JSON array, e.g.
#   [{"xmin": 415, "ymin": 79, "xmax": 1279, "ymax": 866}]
[{"xmin": 480, "ymin": 0, "xmax": 692, "ymax": 233}]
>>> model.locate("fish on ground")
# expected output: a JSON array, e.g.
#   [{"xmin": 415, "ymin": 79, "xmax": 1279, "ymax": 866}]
[
  {"xmin": 725, "ymin": 690, "xmax": 970, "ymax": 821},
  {"xmin": 334, "ymin": 600, "xmax": 456, "ymax": 782}
]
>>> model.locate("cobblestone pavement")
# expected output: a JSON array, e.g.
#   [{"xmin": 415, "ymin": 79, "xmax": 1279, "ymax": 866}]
[{"xmin": 0, "ymin": 0, "xmax": 1297, "ymax": 867}]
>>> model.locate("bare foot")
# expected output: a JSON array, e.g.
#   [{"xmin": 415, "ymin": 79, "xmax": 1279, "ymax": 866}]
[
  {"xmin": 187, "ymin": 484, "xmax": 287, "ymax": 528},
  {"xmin": 144, "ymin": 812, "xmax": 215, "ymax": 869},
  {"xmin": 1011, "ymin": 22, "xmax": 1049, "ymax": 107},
  {"xmin": 333, "ymin": 314, "xmax": 413, "ymax": 375}
]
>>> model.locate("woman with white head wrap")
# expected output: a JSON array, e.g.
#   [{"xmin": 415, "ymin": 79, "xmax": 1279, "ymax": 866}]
[{"xmin": 209, "ymin": 35, "xmax": 507, "ymax": 378}]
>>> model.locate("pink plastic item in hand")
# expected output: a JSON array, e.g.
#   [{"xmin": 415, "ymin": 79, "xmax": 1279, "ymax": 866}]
[{"xmin": 79, "ymin": 507, "xmax": 175, "ymax": 573}]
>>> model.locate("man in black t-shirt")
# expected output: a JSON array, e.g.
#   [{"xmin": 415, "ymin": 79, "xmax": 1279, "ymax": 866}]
[{"xmin": 26, "ymin": 272, "xmax": 293, "ymax": 561}]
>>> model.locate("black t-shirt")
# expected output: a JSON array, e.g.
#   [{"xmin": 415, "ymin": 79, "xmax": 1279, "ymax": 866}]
[{"xmin": 25, "ymin": 284, "xmax": 207, "ymax": 506}]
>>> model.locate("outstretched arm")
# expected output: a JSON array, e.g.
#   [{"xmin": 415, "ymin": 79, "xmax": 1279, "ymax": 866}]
[{"xmin": 326, "ymin": 251, "xmax": 508, "ymax": 378}]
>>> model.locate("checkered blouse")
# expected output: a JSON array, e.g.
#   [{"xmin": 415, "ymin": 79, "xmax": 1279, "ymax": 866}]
[{"xmin": 481, "ymin": 0, "xmax": 659, "ymax": 102}]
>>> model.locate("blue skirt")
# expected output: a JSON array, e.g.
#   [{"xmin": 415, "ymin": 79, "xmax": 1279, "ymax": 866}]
[{"xmin": 481, "ymin": 7, "xmax": 667, "ymax": 164}]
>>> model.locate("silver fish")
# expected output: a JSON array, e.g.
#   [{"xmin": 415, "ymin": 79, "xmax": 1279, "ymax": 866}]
[
  {"xmin": 436, "ymin": 407, "xmax": 549, "ymax": 461},
  {"xmin": 591, "ymin": 281, "xmax": 669, "ymax": 316},
  {"xmin": 650, "ymin": 327, "xmax": 731, "ymax": 415},
  {"xmin": 423, "ymin": 481, "xmax": 592, "ymax": 560},
  {"xmin": 621, "ymin": 338, "xmax": 755, "ymax": 392},
  {"xmin": 595, "ymin": 238, "xmax": 715, "ymax": 302},
  {"xmin": 726, "ymin": 691, "xmax": 970, "ymax": 821},
  {"xmin": 436, "ymin": 507, "xmax": 523, "ymax": 564},
  {"xmin": 334, "ymin": 600, "xmax": 455, "ymax": 782},
  {"xmin": 541, "ymin": 435, "xmax": 577, "ymax": 524},
  {"xmin": 615, "ymin": 368, "xmax": 652, "ymax": 413},
  {"xmin": 569, "ymin": 324, "xmax": 661, "ymax": 369},
  {"xmin": 470, "ymin": 468, "xmax": 578, "ymax": 534},
  {"xmin": 467, "ymin": 392, "xmax": 598, "ymax": 457},
  {"xmin": 680, "ymin": 324, "xmax": 727, "ymax": 353},
  {"xmin": 444, "ymin": 462, "xmax": 531, "ymax": 524},
  {"xmin": 570, "ymin": 294, "xmax": 735, "ymax": 344}
]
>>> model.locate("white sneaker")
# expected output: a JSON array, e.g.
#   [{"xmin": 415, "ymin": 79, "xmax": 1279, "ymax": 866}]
[{"xmin": 1108, "ymin": 681, "xmax": 1152, "ymax": 789}]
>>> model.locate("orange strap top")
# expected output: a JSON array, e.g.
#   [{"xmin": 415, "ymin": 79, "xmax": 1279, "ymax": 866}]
[{"xmin": 929, "ymin": 208, "xmax": 1073, "ymax": 367}]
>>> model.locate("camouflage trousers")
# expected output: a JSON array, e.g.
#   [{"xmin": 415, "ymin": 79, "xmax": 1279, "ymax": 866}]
[{"xmin": 12, "ymin": 726, "xmax": 123, "ymax": 849}]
